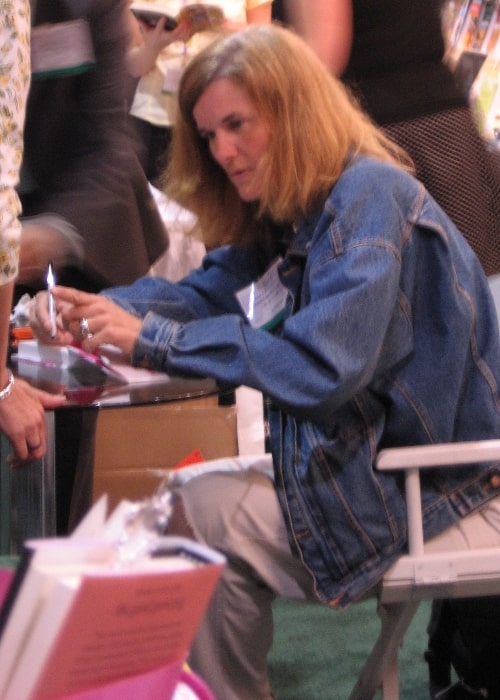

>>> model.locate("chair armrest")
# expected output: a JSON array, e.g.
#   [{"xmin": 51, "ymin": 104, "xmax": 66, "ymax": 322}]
[
  {"xmin": 376, "ymin": 440, "xmax": 500, "ymax": 556},
  {"xmin": 377, "ymin": 439, "xmax": 500, "ymax": 471}
]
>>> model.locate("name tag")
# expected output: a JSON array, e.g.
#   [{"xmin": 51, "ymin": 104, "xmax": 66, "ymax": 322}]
[
  {"xmin": 236, "ymin": 258, "xmax": 288, "ymax": 330},
  {"xmin": 31, "ymin": 19, "xmax": 95, "ymax": 78}
]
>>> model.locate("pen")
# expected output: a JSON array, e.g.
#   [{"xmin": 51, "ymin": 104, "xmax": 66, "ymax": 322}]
[{"xmin": 46, "ymin": 262, "xmax": 57, "ymax": 339}]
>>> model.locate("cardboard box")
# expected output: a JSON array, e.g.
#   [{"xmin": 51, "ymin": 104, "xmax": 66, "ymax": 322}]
[{"xmin": 92, "ymin": 397, "xmax": 238, "ymax": 511}]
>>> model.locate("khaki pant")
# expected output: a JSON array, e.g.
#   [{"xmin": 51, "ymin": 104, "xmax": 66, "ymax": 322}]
[{"xmin": 171, "ymin": 459, "xmax": 500, "ymax": 700}]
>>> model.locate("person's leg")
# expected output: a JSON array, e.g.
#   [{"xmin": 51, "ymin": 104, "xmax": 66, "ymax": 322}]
[
  {"xmin": 425, "ymin": 600, "xmax": 453, "ymax": 696},
  {"xmin": 55, "ymin": 407, "xmax": 98, "ymax": 535},
  {"xmin": 423, "ymin": 496, "xmax": 500, "ymax": 698},
  {"xmin": 168, "ymin": 469, "xmax": 318, "ymax": 700}
]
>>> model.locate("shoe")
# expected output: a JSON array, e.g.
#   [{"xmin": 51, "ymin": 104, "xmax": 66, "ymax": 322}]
[
  {"xmin": 425, "ymin": 647, "xmax": 452, "ymax": 698},
  {"xmin": 434, "ymin": 680, "xmax": 487, "ymax": 699}
]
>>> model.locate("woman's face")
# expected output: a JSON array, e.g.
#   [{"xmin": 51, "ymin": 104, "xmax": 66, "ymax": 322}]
[{"xmin": 193, "ymin": 78, "xmax": 270, "ymax": 202}]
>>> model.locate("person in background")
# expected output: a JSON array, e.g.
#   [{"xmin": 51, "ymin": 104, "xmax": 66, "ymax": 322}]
[
  {"xmin": 18, "ymin": 0, "xmax": 168, "ymax": 535},
  {"xmin": 126, "ymin": 2, "xmax": 190, "ymax": 82},
  {"xmin": 31, "ymin": 25, "xmax": 500, "ymax": 700},
  {"xmin": 19, "ymin": 0, "xmax": 167, "ymax": 295},
  {"xmin": 284, "ymin": 3, "xmax": 500, "ymax": 696},
  {"xmin": 126, "ymin": 0, "xmax": 273, "ymax": 182},
  {"xmin": 284, "ymin": 0, "xmax": 500, "ymax": 279},
  {"xmin": 0, "ymin": 0, "xmax": 65, "ymax": 464}
]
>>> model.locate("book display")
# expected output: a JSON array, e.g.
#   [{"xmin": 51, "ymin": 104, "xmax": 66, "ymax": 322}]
[
  {"xmin": 443, "ymin": 0, "xmax": 500, "ymax": 144},
  {"xmin": 445, "ymin": 0, "xmax": 499, "ymax": 55},
  {"xmin": 0, "ymin": 497, "xmax": 225, "ymax": 699},
  {"xmin": 470, "ymin": 39, "xmax": 500, "ymax": 139}
]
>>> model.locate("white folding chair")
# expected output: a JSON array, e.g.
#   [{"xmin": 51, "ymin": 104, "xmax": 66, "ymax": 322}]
[{"xmin": 349, "ymin": 439, "xmax": 500, "ymax": 700}]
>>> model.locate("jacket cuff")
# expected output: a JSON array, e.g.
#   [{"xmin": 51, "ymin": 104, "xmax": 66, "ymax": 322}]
[{"xmin": 131, "ymin": 311, "xmax": 179, "ymax": 370}]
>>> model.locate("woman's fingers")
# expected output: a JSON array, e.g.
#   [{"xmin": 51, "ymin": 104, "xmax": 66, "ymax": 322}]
[{"xmin": 51, "ymin": 285, "xmax": 95, "ymax": 306}]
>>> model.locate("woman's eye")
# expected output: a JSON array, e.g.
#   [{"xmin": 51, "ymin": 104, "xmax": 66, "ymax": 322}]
[{"xmin": 228, "ymin": 118, "xmax": 243, "ymax": 131}]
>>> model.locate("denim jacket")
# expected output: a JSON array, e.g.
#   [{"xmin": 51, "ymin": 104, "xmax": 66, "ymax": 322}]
[{"xmin": 105, "ymin": 156, "xmax": 500, "ymax": 606}]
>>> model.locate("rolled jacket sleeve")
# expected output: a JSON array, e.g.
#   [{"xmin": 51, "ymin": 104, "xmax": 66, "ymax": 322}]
[{"xmin": 103, "ymin": 228, "xmax": 408, "ymax": 429}]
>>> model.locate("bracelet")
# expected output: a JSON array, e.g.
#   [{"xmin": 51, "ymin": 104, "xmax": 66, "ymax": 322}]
[{"xmin": 0, "ymin": 370, "xmax": 14, "ymax": 401}]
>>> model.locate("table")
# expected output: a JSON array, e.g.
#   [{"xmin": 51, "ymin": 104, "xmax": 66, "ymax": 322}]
[{"xmin": 0, "ymin": 358, "xmax": 233, "ymax": 554}]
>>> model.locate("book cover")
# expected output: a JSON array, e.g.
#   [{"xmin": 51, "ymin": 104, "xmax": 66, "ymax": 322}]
[
  {"xmin": 14, "ymin": 340, "xmax": 171, "ymax": 387},
  {"xmin": 0, "ymin": 540, "xmax": 117, "ymax": 696},
  {"xmin": 0, "ymin": 536, "xmax": 224, "ymax": 700},
  {"xmin": 131, "ymin": 2, "xmax": 224, "ymax": 34}
]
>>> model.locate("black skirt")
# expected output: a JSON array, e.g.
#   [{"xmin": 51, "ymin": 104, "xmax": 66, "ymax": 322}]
[{"xmin": 384, "ymin": 106, "xmax": 500, "ymax": 277}]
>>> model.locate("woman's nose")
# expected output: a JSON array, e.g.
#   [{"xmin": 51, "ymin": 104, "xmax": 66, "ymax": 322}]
[{"xmin": 211, "ymin": 131, "xmax": 237, "ymax": 164}]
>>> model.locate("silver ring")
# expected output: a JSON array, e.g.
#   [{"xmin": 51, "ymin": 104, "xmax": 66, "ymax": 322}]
[{"xmin": 79, "ymin": 317, "xmax": 90, "ymax": 339}]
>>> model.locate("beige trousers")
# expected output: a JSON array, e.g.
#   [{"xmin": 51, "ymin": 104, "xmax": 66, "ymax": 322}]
[{"xmin": 172, "ymin": 461, "xmax": 500, "ymax": 700}]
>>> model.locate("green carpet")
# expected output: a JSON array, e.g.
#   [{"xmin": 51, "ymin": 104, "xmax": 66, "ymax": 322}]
[{"xmin": 269, "ymin": 598, "xmax": 434, "ymax": 700}]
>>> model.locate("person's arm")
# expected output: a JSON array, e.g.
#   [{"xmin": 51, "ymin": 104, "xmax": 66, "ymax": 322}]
[
  {"xmin": 17, "ymin": 217, "xmax": 83, "ymax": 288},
  {"xmin": 21, "ymin": 0, "xmax": 167, "ymax": 293},
  {"xmin": 37, "ymin": 205, "xmax": 408, "ymax": 431},
  {"xmin": 127, "ymin": 2, "xmax": 144, "ymax": 48},
  {"xmin": 125, "ymin": 15, "xmax": 191, "ymax": 78},
  {"xmin": 222, "ymin": 1, "xmax": 272, "ymax": 33},
  {"xmin": 247, "ymin": 2, "xmax": 272, "ymax": 24},
  {"xmin": 0, "ymin": 285, "xmax": 14, "ymax": 392},
  {"xmin": 288, "ymin": 0, "xmax": 353, "ymax": 75},
  {"xmin": 0, "ymin": 284, "xmax": 64, "ymax": 463},
  {"xmin": 0, "ymin": 1, "xmax": 66, "ymax": 462}
]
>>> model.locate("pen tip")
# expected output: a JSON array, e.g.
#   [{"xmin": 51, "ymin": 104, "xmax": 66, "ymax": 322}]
[{"xmin": 47, "ymin": 262, "xmax": 55, "ymax": 286}]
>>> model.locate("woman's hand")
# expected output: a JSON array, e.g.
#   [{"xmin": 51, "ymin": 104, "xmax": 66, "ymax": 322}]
[
  {"xmin": 30, "ymin": 290, "xmax": 75, "ymax": 346},
  {"xmin": 0, "ymin": 378, "xmax": 66, "ymax": 465},
  {"xmin": 140, "ymin": 17, "xmax": 190, "ymax": 54},
  {"xmin": 48, "ymin": 286, "xmax": 143, "ymax": 357},
  {"xmin": 126, "ymin": 17, "xmax": 191, "ymax": 77}
]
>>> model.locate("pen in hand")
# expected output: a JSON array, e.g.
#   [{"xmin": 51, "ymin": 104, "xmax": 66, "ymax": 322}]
[{"xmin": 46, "ymin": 262, "xmax": 57, "ymax": 339}]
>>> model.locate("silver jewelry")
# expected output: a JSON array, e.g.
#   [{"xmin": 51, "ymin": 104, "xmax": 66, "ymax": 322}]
[
  {"xmin": 0, "ymin": 370, "xmax": 14, "ymax": 401},
  {"xmin": 79, "ymin": 317, "xmax": 90, "ymax": 339}
]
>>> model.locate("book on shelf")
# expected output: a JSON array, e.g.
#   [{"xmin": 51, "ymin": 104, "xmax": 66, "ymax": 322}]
[
  {"xmin": 0, "ymin": 498, "xmax": 225, "ymax": 700},
  {"xmin": 130, "ymin": 2, "xmax": 224, "ymax": 34},
  {"xmin": 448, "ymin": 0, "xmax": 500, "ymax": 55},
  {"xmin": 470, "ymin": 37, "xmax": 500, "ymax": 141}
]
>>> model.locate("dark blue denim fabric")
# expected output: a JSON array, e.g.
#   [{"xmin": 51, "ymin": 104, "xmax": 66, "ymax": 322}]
[{"xmin": 105, "ymin": 157, "xmax": 500, "ymax": 606}]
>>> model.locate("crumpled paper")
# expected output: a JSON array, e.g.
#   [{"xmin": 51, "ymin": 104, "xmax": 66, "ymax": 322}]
[{"xmin": 10, "ymin": 293, "xmax": 33, "ymax": 327}]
